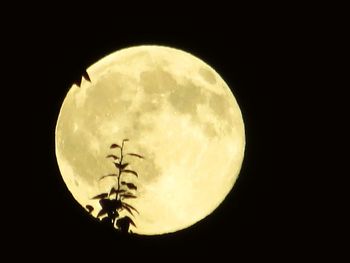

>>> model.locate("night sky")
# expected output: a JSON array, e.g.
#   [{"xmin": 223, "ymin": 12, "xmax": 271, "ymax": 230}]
[{"xmin": 10, "ymin": 11, "xmax": 325, "ymax": 260}]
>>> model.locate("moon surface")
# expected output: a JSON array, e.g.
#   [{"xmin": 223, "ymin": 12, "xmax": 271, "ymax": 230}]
[{"xmin": 55, "ymin": 45, "xmax": 245, "ymax": 235}]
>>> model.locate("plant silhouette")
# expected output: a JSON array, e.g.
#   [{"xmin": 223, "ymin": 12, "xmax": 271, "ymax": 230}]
[{"xmin": 86, "ymin": 139, "xmax": 144, "ymax": 233}]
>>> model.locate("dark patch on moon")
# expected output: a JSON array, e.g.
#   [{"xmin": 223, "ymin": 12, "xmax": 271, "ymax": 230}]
[
  {"xmin": 139, "ymin": 68, "xmax": 221, "ymax": 140},
  {"xmin": 84, "ymin": 72, "xmax": 135, "ymax": 119},
  {"xmin": 199, "ymin": 67, "xmax": 216, "ymax": 85},
  {"xmin": 209, "ymin": 93, "xmax": 231, "ymax": 122},
  {"xmin": 122, "ymin": 144, "xmax": 162, "ymax": 189},
  {"xmin": 166, "ymin": 78, "xmax": 234, "ymax": 138},
  {"xmin": 123, "ymin": 110, "xmax": 156, "ymax": 140},
  {"xmin": 140, "ymin": 69, "xmax": 177, "ymax": 95},
  {"xmin": 166, "ymin": 77, "xmax": 228, "ymax": 138},
  {"xmin": 168, "ymin": 80, "xmax": 205, "ymax": 116},
  {"xmin": 141, "ymin": 95, "xmax": 163, "ymax": 113},
  {"xmin": 203, "ymin": 122, "xmax": 218, "ymax": 137}
]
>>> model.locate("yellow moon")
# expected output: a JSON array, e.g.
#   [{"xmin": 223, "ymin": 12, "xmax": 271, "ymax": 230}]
[{"xmin": 55, "ymin": 45, "xmax": 245, "ymax": 235}]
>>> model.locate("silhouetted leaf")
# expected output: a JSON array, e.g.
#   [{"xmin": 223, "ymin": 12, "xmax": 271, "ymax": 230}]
[
  {"xmin": 99, "ymin": 199, "xmax": 108, "ymax": 207},
  {"xmin": 121, "ymin": 204, "xmax": 134, "ymax": 216},
  {"xmin": 82, "ymin": 70, "xmax": 91, "ymax": 82},
  {"xmin": 109, "ymin": 188, "xmax": 126, "ymax": 196},
  {"xmin": 112, "ymin": 199, "xmax": 123, "ymax": 210},
  {"xmin": 126, "ymin": 216, "xmax": 137, "ymax": 227},
  {"xmin": 128, "ymin": 183, "xmax": 138, "ymax": 190},
  {"xmin": 99, "ymin": 173, "xmax": 118, "ymax": 181},
  {"xmin": 107, "ymin": 210, "xmax": 118, "ymax": 222},
  {"xmin": 91, "ymin": 193, "xmax": 108, "ymax": 199},
  {"xmin": 100, "ymin": 199, "xmax": 122, "ymax": 213},
  {"xmin": 114, "ymin": 211, "xmax": 119, "ymax": 218},
  {"xmin": 116, "ymin": 217, "xmax": 131, "ymax": 233},
  {"xmin": 110, "ymin": 144, "xmax": 121, "ymax": 149},
  {"xmin": 109, "ymin": 210, "xmax": 119, "ymax": 221},
  {"xmin": 122, "ymin": 194, "xmax": 137, "ymax": 199},
  {"xmin": 97, "ymin": 209, "xmax": 107, "ymax": 217},
  {"xmin": 106, "ymin": 154, "xmax": 119, "ymax": 160},
  {"xmin": 101, "ymin": 216, "xmax": 112, "ymax": 224},
  {"xmin": 127, "ymin": 153, "xmax": 144, "ymax": 159},
  {"xmin": 120, "ymin": 182, "xmax": 137, "ymax": 190},
  {"xmin": 122, "ymin": 169, "xmax": 138, "ymax": 177},
  {"xmin": 122, "ymin": 202, "xmax": 139, "ymax": 214},
  {"xmin": 74, "ymin": 78, "xmax": 82, "ymax": 87},
  {"xmin": 121, "ymin": 193, "xmax": 137, "ymax": 199},
  {"xmin": 85, "ymin": 205, "xmax": 94, "ymax": 213},
  {"xmin": 123, "ymin": 139, "xmax": 130, "ymax": 142},
  {"xmin": 127, "ymin": 183, "xmax": 137, "ymax": 190},
  {"xmin": 114, "ymin": 163, "xmax": 129, "ymax": 170},
  {"xmin": 109, "ymin": 187, "xmax": 117, "ymax": 196}
]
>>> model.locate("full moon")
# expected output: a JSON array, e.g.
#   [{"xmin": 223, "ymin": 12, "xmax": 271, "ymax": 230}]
[{"xmin": 55, "ymin": 45, "xmax": 245, "ymax": 235}]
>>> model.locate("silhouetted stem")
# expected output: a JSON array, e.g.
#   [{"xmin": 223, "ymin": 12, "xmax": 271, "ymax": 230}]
[
  {"xmin": 114, "ymin": 142, "xmax": 123, "ymax": 232},
  {"xmin": 117, "ymin": 140, "xmax": 125, "ymax": 200}
]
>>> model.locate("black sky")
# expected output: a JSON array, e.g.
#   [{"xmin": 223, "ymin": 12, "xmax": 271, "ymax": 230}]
[{"xmin": 9, "ymin": 10, "xmax": 327, "ymax": 260}]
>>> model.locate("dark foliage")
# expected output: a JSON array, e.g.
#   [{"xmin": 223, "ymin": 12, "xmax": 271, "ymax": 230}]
[
  {"xmin": 86, "ymin": 139, "xmax": 143, "ymax": 233},
  {"xmin": 85, "ymin": 205, "xmax": 94, "ymax": 214}
]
